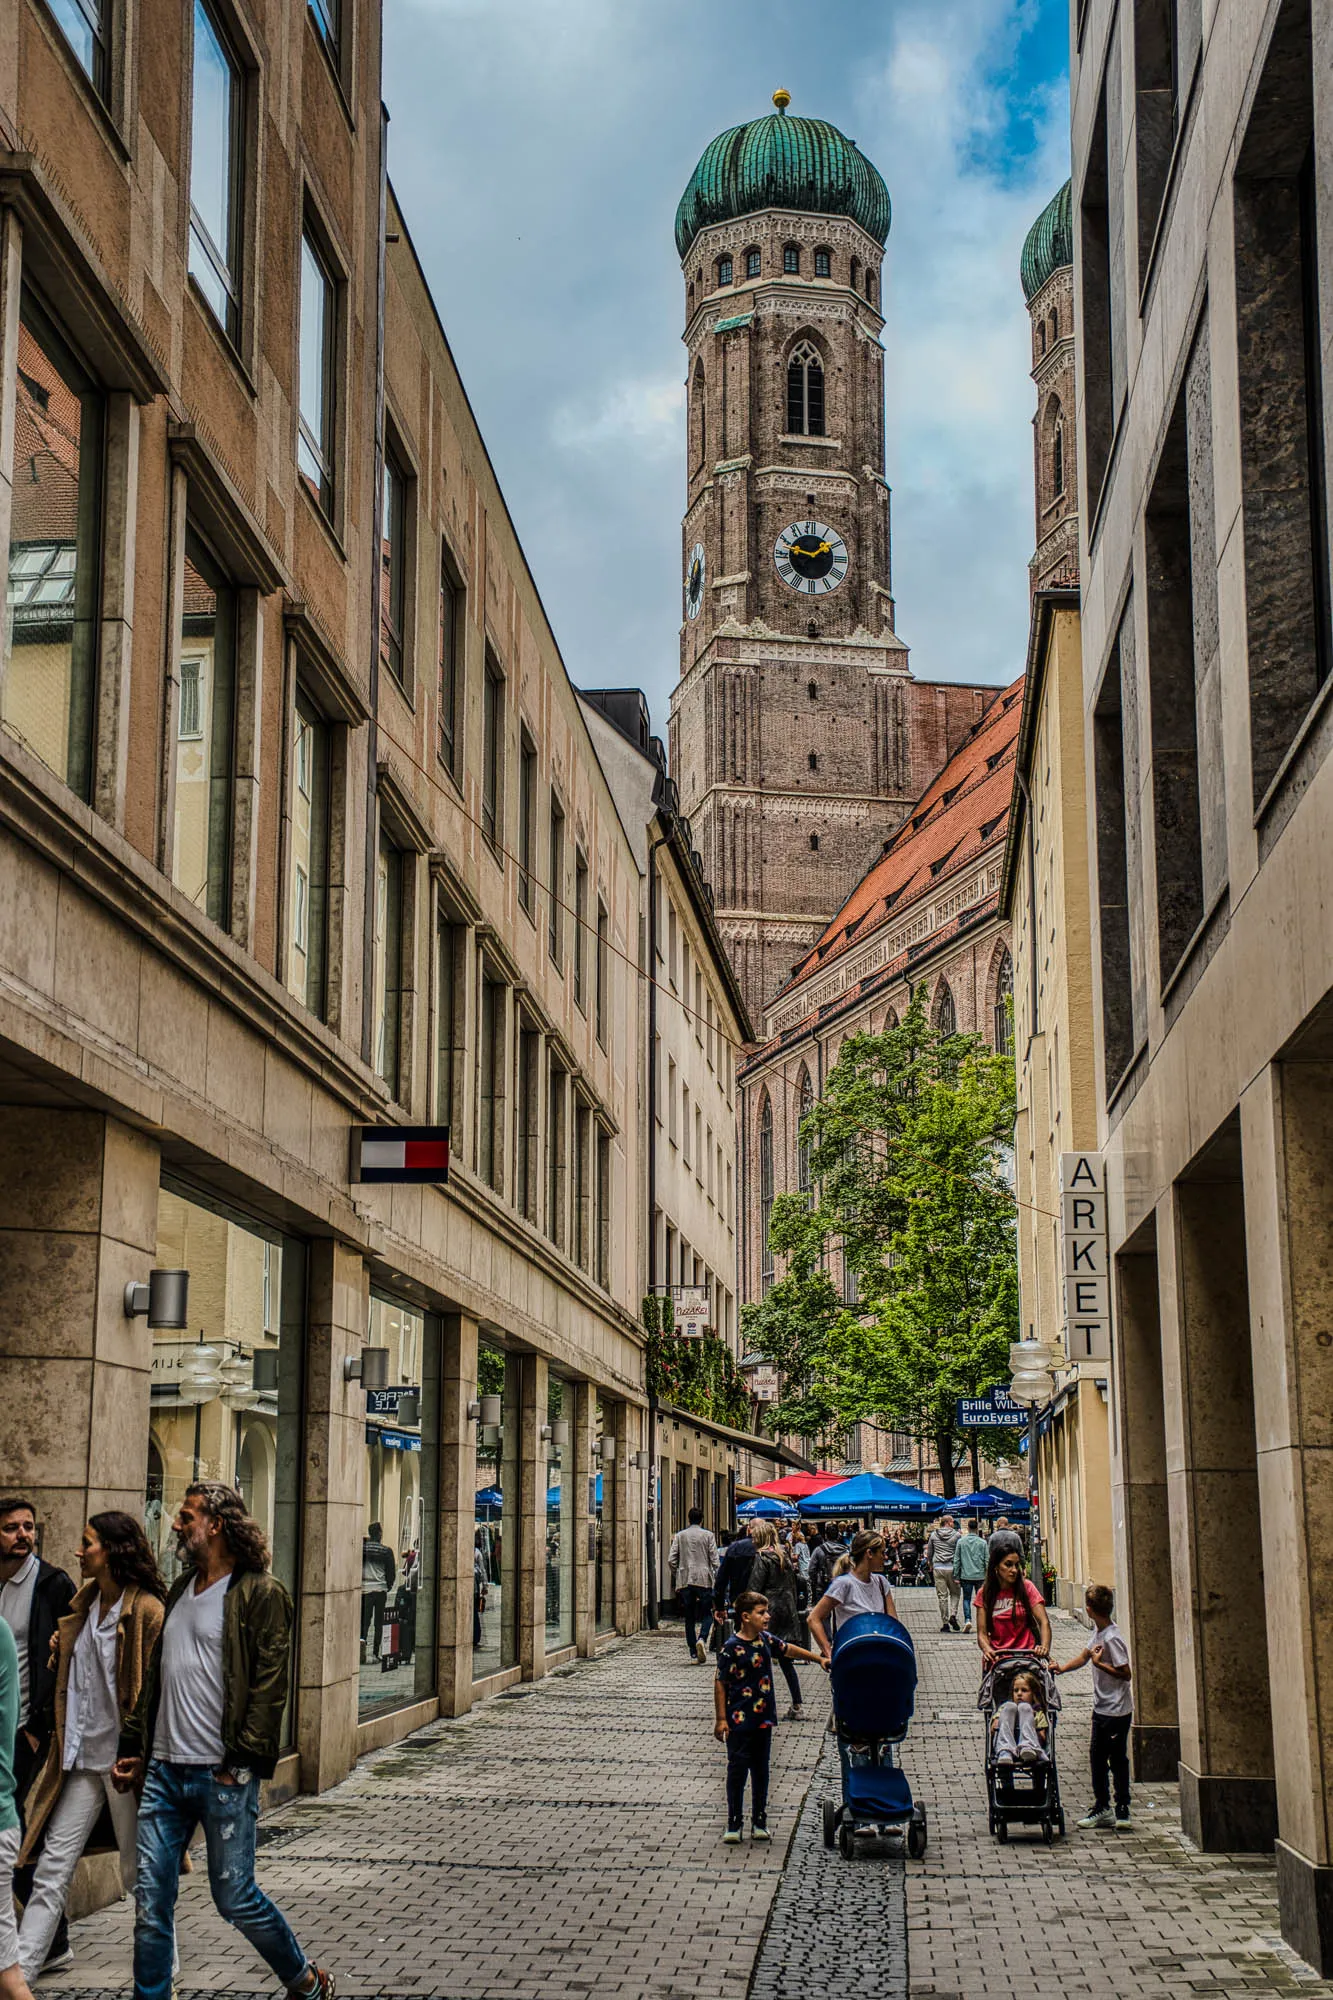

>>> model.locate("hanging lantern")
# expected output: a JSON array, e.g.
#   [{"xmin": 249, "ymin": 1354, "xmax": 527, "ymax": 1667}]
[{"xmin": 177, "ymin": 1339, "xmax": 222, "ymax": 1406}]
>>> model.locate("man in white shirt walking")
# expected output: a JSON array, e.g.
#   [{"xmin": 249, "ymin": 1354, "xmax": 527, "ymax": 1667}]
[
  {"xmin": 112, "ymin": 1483, "xmax": 335, "ymax": 2000},
  {"xmin": 0, "ymin": 1500, "xmax": 75, "ymax": 1972},
  {"xmin": 667, "ymin": 1508, "xmax": 718, "ymax": 1662}
]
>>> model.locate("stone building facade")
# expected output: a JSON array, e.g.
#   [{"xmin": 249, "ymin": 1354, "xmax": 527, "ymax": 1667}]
[
  {"xmin": 1004, "ymin": 187, "xmax": 1113, "ymax": 1614},
  {"xmin": 0, "ymin": 0, "xmax": 651, "ymax": 1853},
  {"xmin": 668, "ymin": 99, "xmax": 994, "ymax": 1025},
  {"xmin": 1072, "ymin": 0, "xmax": 1333, "ymax": 1967}
]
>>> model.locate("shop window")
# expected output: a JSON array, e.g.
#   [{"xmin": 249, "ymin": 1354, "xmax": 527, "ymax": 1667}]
[
  {"xmin": 379, "ymin": 449, "xmax": 407, "ymax": 688},
  {"xmin": 3, "ymin": 293, "xmax": 104, "ymax": 800},
  {"xmin": 545, "ymin": 1377, "xmax": 575, "ymax": 1652},
  {"xmin": 147, "ymin": 1185, "xmax": 304, "ymax": 1742},
  {"xmin": 298, "ymin": 224, "xmax": 337, "ymax": 514},
  {"xmin": 286, "ymin": 686, "xmax": 330, "ymax": 1016},
  {"xmin": 173, "ymin": 528, "xmax": 237, "ymax": 927},
  {"xmin": 189, "ymin": 0, "xmax": 244, "ymax": 343},
  {"xmin": 574, "ymin": 847, "xmax": 588, "ymax": 1009},
  {"xmin": 482, "ymin": 648, "xmax": 504, "ymax": 851},
  {"xmin": 474, "ymin": 1344, "xmax": 519, "ymax": 1679},
  {"xmin": 548, "ymin": 794, "xmax": 565, "ymax": 965},
  {"xmin": 438, "ymin": 544, "xmax": 463, "ymax": 778},
  {"xmin": 360, "ymin": 1296, "xmax": 439, "ymax": 1718},
  {"xmin": 595, "ymin": 1398, "xmax": 616, "ymax": 1634},
  {"xmin": 372, "ymin": 829, "xmax": 405, "ymax": 1094}
]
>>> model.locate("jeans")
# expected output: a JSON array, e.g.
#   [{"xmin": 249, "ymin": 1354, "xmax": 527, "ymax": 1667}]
[
  {"xmin": 960, "ymin": 1579, "xmax": 978, "ymax": 1622},
  {"xmin": 360, "ymin": 1588, "xmax": 387, "ymax": 1658},
  {"xmin": 725, "ymin": 1729, "xmax": 772, "ymax": 1828},
  {"xmin": 19, "ymin": 1768, "xmax": 139, "ymax": 1980},
  {"xmin": 934, "ymin": 1572, "xmax": 961, "ymax": 1623},
  {"xmin": 776, "ymin": 1653, "xmax": 802, "ymax": 1708},
  {"xmin": 134, "ymin": 1761, "xmax": 309, "ymax": 2000},
  {"xmin": 678, "ymin": 1585, "xmax": 712, "ymax": 1656},
  {"xmin": 1090, "ymin": 1712, "xmax": 1131, "ymax": 1813}
]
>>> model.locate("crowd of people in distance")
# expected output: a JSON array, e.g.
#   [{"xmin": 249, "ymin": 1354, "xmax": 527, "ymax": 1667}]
[{"xmin": 669, "ymin": 1504, "xmax": 1134, "ymax": 1843}]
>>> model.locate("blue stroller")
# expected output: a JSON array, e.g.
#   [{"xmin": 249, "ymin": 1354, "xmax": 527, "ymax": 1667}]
[{"xmin": 821, "ymin": 1613, "xmax": 928, "ymax": 1859}]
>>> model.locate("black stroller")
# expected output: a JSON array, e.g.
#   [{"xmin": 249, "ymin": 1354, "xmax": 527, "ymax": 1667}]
[
  {"xmin": 821, "ymin": 1612, "xmax": 928, "ymax": 1860},
  {"xmin": 980, "ymin": 1651, "xmax": 1065, "ymax": 1843}
]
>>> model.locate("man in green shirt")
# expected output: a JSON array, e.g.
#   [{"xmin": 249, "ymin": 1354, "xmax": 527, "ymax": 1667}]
[{"xmin": 0, "ymin": 1618, "xmax": 37, "ymax": 1998}]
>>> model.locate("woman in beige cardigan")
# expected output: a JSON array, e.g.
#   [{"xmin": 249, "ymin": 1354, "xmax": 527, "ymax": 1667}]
[{"xmin": 17, "ymin": 1513, "xmax": 165, "ymax": 1981}]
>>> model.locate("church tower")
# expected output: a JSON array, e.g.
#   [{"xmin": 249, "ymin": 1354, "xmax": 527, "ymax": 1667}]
[{"xmin": 668, "ymin": 94, "xmax": 994, "ymax": 1027}]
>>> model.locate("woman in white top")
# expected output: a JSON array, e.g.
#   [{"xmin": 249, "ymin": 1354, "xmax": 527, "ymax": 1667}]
[
  {"xmin": 806, "ymin": 1530, "xmax": 897, "ymax": 1660},
  {"xmin": 17, "ymin": 1515, "xmax": 165, "ymax": 1981}
]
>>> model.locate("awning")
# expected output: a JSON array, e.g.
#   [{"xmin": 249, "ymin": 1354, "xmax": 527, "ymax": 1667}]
[{"xmin": 656, "ymin": 1403, "xmax": 813, "ymax": 1473}]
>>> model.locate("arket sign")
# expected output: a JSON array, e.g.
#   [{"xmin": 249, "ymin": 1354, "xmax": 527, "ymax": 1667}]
[{"xmin": 1059, "ymin": 1153, "xmax": 1110, "ymax": 1359}]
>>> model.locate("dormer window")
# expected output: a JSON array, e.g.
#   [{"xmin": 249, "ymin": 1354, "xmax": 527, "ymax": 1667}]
[
  {"xmin": 745, "ymin": 248, "xmax": 761, "ymax": 278},
  {"xmin": 717, "ymin": 255, "xmax": 733, "ymax": 286},
  {"xmin": 783, "ymin": 244, "xmax": 801, "ymax": 274},
  {"xmin": 815, "ymin": 248, "xmax": 831, "ymax": 278}
]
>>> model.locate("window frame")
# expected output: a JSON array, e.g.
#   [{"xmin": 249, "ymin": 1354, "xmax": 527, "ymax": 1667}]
[
  {"xmin": 548, "ymin": 792, "xmax": 565, "ymax": 967},
  {"xmin": 814, "ymin": 247, "xmax": 831, "ymax": 278},
  {"xmin": 173, "ymin": 523, "xmax": 238, "ymax": 929},
  {"xmin": 783, "ymin": 243, "xmax": 801, "ymax": 274},
  {"xmin": 745, "ymin": 247, "xmax": 762, "ymax": 278},
  {"xmin": 379, "ymin": 444, "xmax": 409, "ymax": 690},
  {"xmin": 307, "ymin": 0, "xmax": 340, "ymax": 60},
  {"xmin": 518, "ymin": 728, "xmax": 538, "ymax": 919},
  {"xmin": 297, "ymin": 220, "xmax": 338, "ymax": 517},
  {"xmin": 372, "ymin": 827, "xmax": 405, "ymax": 1097},
  {"xmin": 481, "ymin": 649, "xmax": 505, "ymax": 856},
  {"xmin": 437, "ymin": 541, "xmax": 464, "ymax": 780},
  {"xmin": 595, "ymin": 895, "xmax": 609, "ymax": 1047},
  {"xmin": 287, "ymin": 682, "xmax": 332, "ymax": 1018},
  {"xmin": 188, "ymin": 0, "xmax": 246, "ymax": 347},
  {"xmin": 46, "ymin": 0, "xmax": 111, "ymax": 100},
  {"xmin": 717, "ymin": 254, "xmax": 733, "ymax": 287},
  {"xmin": 573, "ymin": 847, "xmax": 589, "ymax": 1011},
  {"xmin": 786, "ymin": 340, "xmax": 825, "ymax": 437}
]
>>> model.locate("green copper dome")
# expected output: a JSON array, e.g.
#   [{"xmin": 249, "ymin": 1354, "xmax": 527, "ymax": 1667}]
[
  {"xmin": 1020, "ymin": 181, "xmax": 1073, "ymax": 302},
  {"xmin": 675, "ymin": 102, "xmax": 891, "ymax": 260}
]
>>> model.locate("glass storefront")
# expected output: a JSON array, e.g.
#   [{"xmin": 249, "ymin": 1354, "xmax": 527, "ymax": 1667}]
[
  {"xmin": 545, "ymin": 1377, "xmax": 574, "ymax": 1654},
  {"xmin": 595, "ymin": 1397, "xmax": 615, "ymax": 1635},
  {"xmin": 147, "ymin": 1184, "xmax": 304, "ymax": 1743},
  {"xmin": 360, "ymin": 1295, "xmax": 440, "ymax": 1720},
  {"xmin": 473, "ymin": 1343, "xmax": 519, "ymax": 1680}
]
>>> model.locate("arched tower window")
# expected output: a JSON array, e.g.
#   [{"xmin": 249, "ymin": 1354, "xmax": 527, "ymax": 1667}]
[
  {"xmin": 758, "ymin": 1093, "xmax": 775, "ymax": 1293},
  {"xmin": 866, "ymin": 267, "xmax": 878, "ymax": 303},
  {"xmin": 815, "ymin": 248, "xmax": 831, "ymax": 278},
  {"xmin": 1038, "ymin": 321, "xmax": 1047, "ymax": 357},
  {"xmin": 745, "ymin": 247, "xmax": 762, "ymax": 278},
  {"xmin": 1052, "ymin": 414, "xmax": 1065, "ymax": 497},
  {"xmin": 688, "ymin": 281, "xmax": 696, "ymax": 311},
  {"xmin": 796, "ymin": 1068, "xmax": 814, "ymax": 1198},
  {"xmin": 717, "ymin": 254, "xmax": 732, "ymax": 286},
  {"xmin": 993, "ymin": 948, "xmax": 1014, "ymax": 1054},
  {"xmin": 850, "ymin": 255, "xmax": 861, "ymax": 293},
  {"xmin": 690, "ymin": 359, "xmax": 706, "ymax": 472},
  {"xmin": 783, "ymin": 243, "xmax": 801, "ymax": 274},
  {"xmin": 787, "ymin": 340, "xmax": 825, "ymax": 437},
  {"xmin": 933, "ymin": 979, "xmax": 957, "ymax": 1036},
  {"xmin": 1050, "ymin": 308, "xmax": 1059, "ymax": 344}
]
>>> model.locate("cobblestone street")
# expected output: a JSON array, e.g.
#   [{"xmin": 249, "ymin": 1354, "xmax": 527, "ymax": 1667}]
[{"xmin": 35, "ymin": 1590, "xmax": 1333, "ymax": 2000}]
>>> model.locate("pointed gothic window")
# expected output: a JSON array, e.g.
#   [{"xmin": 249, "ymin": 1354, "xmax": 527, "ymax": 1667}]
[
  {"xmin": 934, "ymin": 980, "xmax": 957, "ymax": 1036},
  {"xmin": 691, "ymin": 359, "xmax": 706, "ymax": 471},
  {"xmin": 796, "ymin": 1069, "xmax": 814, "ymax": 1198},
  {"xmin": 1053, "ymin": 415, "xmax": 1065, "ymax": 496},
  {"xmin": 759, "ymin": 1093, "xmax": 775, "ymax": 1294},
  {"xmin": 787, "ymin": 341, "xmax": 825, "ymax": 436},
  {"xmin": 993, "ymin": 948, "xmax": 1014, "ymax": 1054}
]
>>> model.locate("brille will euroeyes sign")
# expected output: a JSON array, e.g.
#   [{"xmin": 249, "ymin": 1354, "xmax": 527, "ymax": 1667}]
[{"xmin": 956, "ymin": 1387, "xmax": 1027, "ymax": 1429}]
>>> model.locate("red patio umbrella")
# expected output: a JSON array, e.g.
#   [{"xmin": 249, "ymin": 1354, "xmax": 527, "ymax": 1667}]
[{"xmin": 752, "ymin": 1472, "xmax": 847, "ymax": 1498}]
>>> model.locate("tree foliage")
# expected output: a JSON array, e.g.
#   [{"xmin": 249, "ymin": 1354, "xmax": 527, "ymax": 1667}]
[{"xmin": 739, "ymin": 993, "xmax": 1020, "ymax": 1494}]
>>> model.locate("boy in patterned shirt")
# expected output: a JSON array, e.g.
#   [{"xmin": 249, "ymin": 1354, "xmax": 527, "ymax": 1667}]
[{"xmin": 713, "ymin": 1590, "xmax": 827, "ymax": 1843}]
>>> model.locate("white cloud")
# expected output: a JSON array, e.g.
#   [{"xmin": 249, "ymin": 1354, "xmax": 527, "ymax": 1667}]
[{"xmin": 551, "ymin": 374, "xmax": 684, "ymax": 457}]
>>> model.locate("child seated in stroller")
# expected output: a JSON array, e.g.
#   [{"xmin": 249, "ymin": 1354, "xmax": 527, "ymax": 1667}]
[{"xmin": 990, "ymin": 1668, "xmax": 1050, "ymax": 1767}]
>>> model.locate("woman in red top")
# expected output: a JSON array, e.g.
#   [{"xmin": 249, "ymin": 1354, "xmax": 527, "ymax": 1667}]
[{"xmin": 975, "ymin": 1545, "xmax": 1051, "ymax": 1664}]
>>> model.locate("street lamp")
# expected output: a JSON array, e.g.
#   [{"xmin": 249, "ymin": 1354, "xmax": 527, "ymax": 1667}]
[{"xmin": 1005, "ymin": 1339, "xmax": 1059, "ymax": 1586}]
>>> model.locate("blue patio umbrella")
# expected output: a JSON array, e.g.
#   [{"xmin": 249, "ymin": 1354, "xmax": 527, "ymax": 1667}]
[
  {"xmin": 798, "ymin": 1472, "xmax": 943, "ymax": 1518},
  {"xmin": 954, "ymin": 1484, "xmax": 1030, "ymax": 1518},
  {"xmin": 736, "ymin": 1494, "xmax": 798, "ymax": 1519}
]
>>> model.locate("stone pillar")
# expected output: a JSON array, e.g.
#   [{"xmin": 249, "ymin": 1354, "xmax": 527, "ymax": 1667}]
[
  {"xmin": 573, "ymin": 1380, "xmax": 596, "ymax": 1657},
  {"xmin": 438, "ymin": 1311, "xmax": 479, "ymax": 1715},
  {"xmin": 518, "ymin": 1352, "xmax": 547, "ymax": 1681},
  {"xmin": 1159, "ymin": 1176, "xmax": 1276, "ymax": 1849},
  {"xmin": 1110, "ymin": 1229, "xmax": 1180, "ymax": 1778},
  {"xmin": 297, "ymin": 1240, "xmax": 367, "ymax": 1794},
  {"xmin": 0, "ymin": 1109, "xmax": 160, "ymax": 1570},
  {"xmin": 1242, "ymin": 1063, "xmax": 1333, "ymax": 1971}
]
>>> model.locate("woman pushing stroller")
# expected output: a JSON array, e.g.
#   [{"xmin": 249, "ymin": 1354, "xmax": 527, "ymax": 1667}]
[{"xmin": 974, "ymin": 1540, "xmax": 1064, "ymax": 1841}]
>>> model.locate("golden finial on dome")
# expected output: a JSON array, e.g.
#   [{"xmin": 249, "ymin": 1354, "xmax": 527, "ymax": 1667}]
[{"xmin": 772, "ymin": 88, "xmax": 791, "ymax": 112}]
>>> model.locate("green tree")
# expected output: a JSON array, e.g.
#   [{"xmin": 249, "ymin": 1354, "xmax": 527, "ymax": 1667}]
[{"xmin": 740, "ymin": 993, "xmax": 1020, "ymax": 1495}]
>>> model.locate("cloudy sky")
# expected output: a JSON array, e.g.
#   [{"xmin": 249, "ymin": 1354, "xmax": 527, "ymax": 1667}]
[{"xmin": 383, "ymin": 0, "xmax": 1070, "ymax": 735}]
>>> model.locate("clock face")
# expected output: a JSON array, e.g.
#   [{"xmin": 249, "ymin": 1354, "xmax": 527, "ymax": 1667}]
[
  {"xmin": 685, "ymin": 542, "xmax": 706, "ymax": 621},
  {"xmin": 774, "ymin": 519, "xmax": 849, "ymax": 594}
]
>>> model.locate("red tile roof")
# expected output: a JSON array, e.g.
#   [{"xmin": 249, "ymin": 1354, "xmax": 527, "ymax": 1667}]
[{"xmin": 778, "ymin": 673, "xmax": 1025, "ymax": 997}]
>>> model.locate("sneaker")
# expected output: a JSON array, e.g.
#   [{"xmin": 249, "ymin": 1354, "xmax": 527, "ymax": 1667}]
[
  {"xmin": 1018, "ymin": 1745, "xmax": 1039, "ymax": 1765},
  {"xmin": 289, "ymin": 1971, "xmax": 336, "ymax": 2000},
  {"xmin": 695, "ymin": 1639, "xmax": 708, "ymax": 1664},
  {"xmin": 786, "ymin": 1703, "xmax": 805, "ymax": 1721},
  {"xmin": 1115, "ymin": 1811, "xmax": 1132, "ymax": 1831},
  {"xmin": 963, "ymin": 1621, "xmax": 972, "ymax": 1632},
  {"xmin": 948, "ymin": 1617, "xmax": 961, "ymax": 1632},
  {"xmin": 995, "ymin": 1750, "xmax": 1015, "ymax": 1767},
  {"xmin": 723, "ymin": 1826, "xmax": 743, "ymax": 1844},
  {"xmin": 940, "ymin": 1621, "xmax": 951, "ymax": 1632},
  {"xmin": 751, "ymin": 1821, "xmax": 772, "ymax": 1842},
  {"xmin": 1077, "ymin": 1807, "xmax": 1115, "ymax": 1830},
  {"xmin": 41, "ymin": 1945, "xmax": 75, "ymax": 1973}
]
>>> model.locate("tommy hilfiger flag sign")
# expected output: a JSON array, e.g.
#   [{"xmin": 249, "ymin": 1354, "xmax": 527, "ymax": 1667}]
[{"xmin": 353, "ymin": 1127, "xmax": 451, "ymax": 1185}]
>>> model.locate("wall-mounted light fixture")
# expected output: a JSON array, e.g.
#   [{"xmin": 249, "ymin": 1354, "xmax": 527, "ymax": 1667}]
[
  {"xmin": 344, "ymin": 1347, "xmax": 390, "ymax": 1388},
  {"xmin": 550, "ymin": 1419, "xmax": 570, "ymax": 1447},
  {"xmin": 539, "ymin": 1423, "xmax": 553, "ymax": 1443},
  {"xmin": 124, "ymin": 1270, "xmax": 190, "ymax": 1329},
  {"xmin": 633, "ymin": 1449, "xmax": 650, "ymax": 1470},
  {"xmin": 466, "ymin": 1399, "xmax": 482, "ymax": 1421},
  {"xmin": 479, "ymin": 1394, "xmax": 502, "ymax": 1427},
  {"xmin": 599, "ymin": 1436, "xmax": 616, "ymax": 1462},
  {"xmin": 397, "ymin": 1391, "xmax": 421, "ymax": 1428},
  {"xmin": 252, "ymin": 1349, "xmax": 280, "ymax": 1395}
]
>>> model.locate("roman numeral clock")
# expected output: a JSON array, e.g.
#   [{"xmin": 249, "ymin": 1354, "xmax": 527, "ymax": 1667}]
[{"xmin": 773, "ymin": 519, "xmax": 849, "ymax": 596}]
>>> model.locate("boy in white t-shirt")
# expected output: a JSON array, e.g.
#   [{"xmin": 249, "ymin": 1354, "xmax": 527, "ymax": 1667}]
[{"xmin": 1053, "ymin": 1581, "xmax": 1133, "ymax": 1831}]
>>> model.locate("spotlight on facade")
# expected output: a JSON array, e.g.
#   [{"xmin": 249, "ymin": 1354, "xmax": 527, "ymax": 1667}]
[
  {"xmin": 344, "ymin": 1346, "xmax": 391, "ymax": 1388},
  {"xmin": 396, "ymin": 1391, "xmax": 421, "ymax": 1427},
  {"xmin": 478, "ymin": 1394, "xmax": 502, "ymax": 1427},
  {"xmin": 124, "ymin": 1270, "xmax": 190, "ymax": 1329},
  {"xmin": 550, "ymin": 1419, "xmax": 570, "ymax": 1447},
  {"xmin": 633, "ymin": 1449, "xmax": 650, "ymax": 1470},
  {"xmin": 599, "ymin": 1436, "xmax": 616, "ymax": 1461}
]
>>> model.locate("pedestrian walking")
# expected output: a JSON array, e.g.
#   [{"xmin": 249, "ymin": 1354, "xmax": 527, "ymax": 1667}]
[
  {"xmin": 713, "ymin": 1590, "xmax": 826, "ymax": 1843},
  {"xmin": 710, "ymin": 1525, "xmax": 755, "ymax": 1636},
  {"xmin": 1053, "ymin": 1582, "xmax": 1134, "ymax": 1831},
  {"xmin": 925, "ymin": 1514, "xmax": 963, "ymax": 1631},
  {"xmin": 0, "ymin": 1619, "xmax": 36, "ymax": 2000},
  {"xmin": 806, "ymin": 1531, "xmax": 898, "ymax": 1660},
  {"xmin": 806, "ymin": 1526, "xmax": 847, "ymax": 1604},
  {"xmin": 788, "ymin": 1526, "xmax": 811, "ymax": 1583},
  {"xmin": 359, "ymin": 1523, "xmax": 395, "ymax": 1664},
  {"xmin": 111, "ymin": 1481, "xmax": 335, "ymax": 2000},
  {"xmin": 974, "ymin": 1544, "xmax": 1051, "ymax": 1665},
  {"xmin": 747, "ymin": 1523, "xmax": 806, "ymax": 1719},
  {"xmin": 987, "ymin": 1516, "xmax": 1025, "ymax": 1562},
  {"xmin": 16, "ymin": 1515, "xmax": 166, "ymax": 1983},
  {"xmin": 952, "ymin": 1518, "xmax": 989, "ymax": 1631},
  {"xmin": 0, "ymin": 1497, "xmax": 76, "ymax": 1975},
  {"xmin": 666, "ymin": 1507, "xmax": 718, "ymax": 1663}
]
